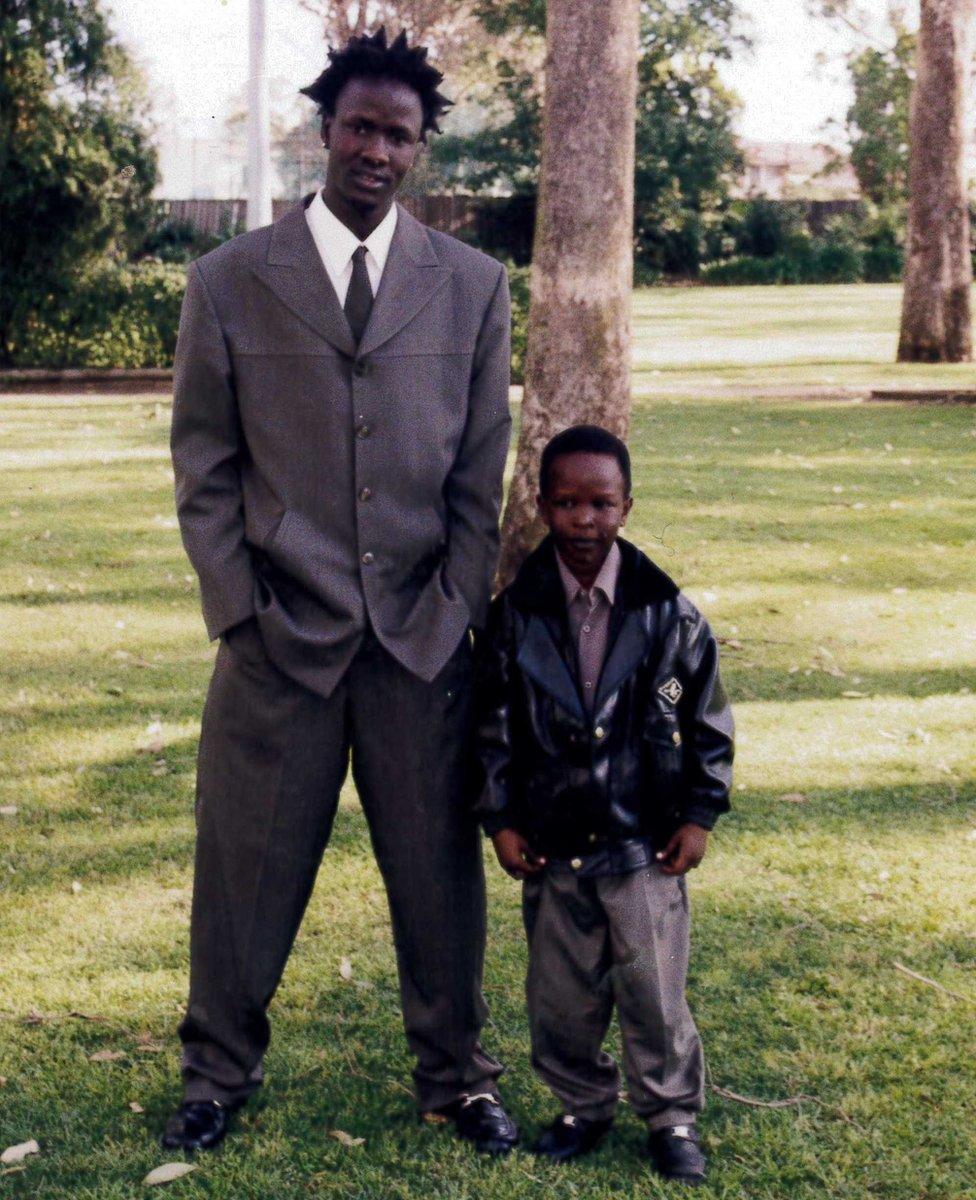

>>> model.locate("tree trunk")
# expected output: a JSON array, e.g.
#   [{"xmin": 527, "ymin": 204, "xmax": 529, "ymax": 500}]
[
  {"xmin": 897, "ymin": 0, "xmax": 975, "ymax": 362},
  {"xmin": 496, "ymin": 0, "xmax": 640, "ymax": 586}
]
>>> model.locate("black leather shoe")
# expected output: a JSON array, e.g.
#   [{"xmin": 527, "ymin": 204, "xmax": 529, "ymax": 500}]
[
  {"xmin": 532, "ymin": 1113, "xmax": 613, "ymax": 1162},
  {"xmin": 647, "ymin": 1124, "xmax": 706, "ymax": 1185},
  {"xmin": 452, "ymin": 1093, "xmax": 519, "ymax": 1155},
  {"xmin": 160, "ymin": 1101, "xmax": 234, "ymax": 1152}
]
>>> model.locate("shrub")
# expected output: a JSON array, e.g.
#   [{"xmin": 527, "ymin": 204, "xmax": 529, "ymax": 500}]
[
  {"xmin": 700, "ymin": 254, "xmax": 792, "ymax": 285},
  {"xmin": 862, "ymin": 242, "xmax": 903, "ymax": 282},
  {"xmin": 508, "ymin": 265, "xmax": 530, "ymax": 386},
  {"xmin": 138, "ymin": 218, "xmax": 227, "ymax": 264},
  {"xmin": 14, "ymin": 260, "xmax": 186, "ymax": 369}
]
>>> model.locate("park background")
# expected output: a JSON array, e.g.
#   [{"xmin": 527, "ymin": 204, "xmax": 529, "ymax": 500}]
[{"xmin": 1, "ymin": 0, "xmax": 975, "ymax": 1197}]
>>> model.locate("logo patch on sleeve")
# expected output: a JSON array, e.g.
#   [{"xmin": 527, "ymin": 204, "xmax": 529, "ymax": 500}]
[{"xmin": 658, "ymin": 677, "xmax": 683, "ymax": 705}]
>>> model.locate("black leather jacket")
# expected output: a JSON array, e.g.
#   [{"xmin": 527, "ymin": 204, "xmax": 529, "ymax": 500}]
[{"xmin": 474, "ymin": 536, "xmax": 734, "ymax": 858}]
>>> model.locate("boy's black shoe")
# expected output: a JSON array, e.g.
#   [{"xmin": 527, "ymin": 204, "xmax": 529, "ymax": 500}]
[
  {"xmin": 161, "ymin": 1100, "xmax": 237, "ymax": 1152},
  {"xmin": 444, "ymin": 1093, "xmax": 519, "ymax": 1155},
  {"xmin": 647, "ymin": 1124, "xmax": 706, "ymax": 1186},
  {"xmin": 532, "ymin": 1113, "xmax": 613, "ymax": 1162}
]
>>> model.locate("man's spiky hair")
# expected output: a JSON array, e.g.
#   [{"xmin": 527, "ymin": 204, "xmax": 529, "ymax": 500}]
[{"xmin": 300, "ymin": 27, "xmax": 452, "ymax": 142}]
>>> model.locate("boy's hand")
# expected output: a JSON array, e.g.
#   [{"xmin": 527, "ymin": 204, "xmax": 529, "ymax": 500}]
[
  {"xmin": 491, "ymin": 829, "xmax": 546, "ymax": 880},
  {"xmin": 656, "ymin": 823, "xmax": 708, "ymax": 875}
]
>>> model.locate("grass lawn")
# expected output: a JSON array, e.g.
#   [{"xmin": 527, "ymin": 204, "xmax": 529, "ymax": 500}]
[{"xmin": 1, "ymin": 283, "xmax": 974, "ymax": 1199}]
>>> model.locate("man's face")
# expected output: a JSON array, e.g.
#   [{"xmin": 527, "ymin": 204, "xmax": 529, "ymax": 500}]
[
  {"xmin": 537, "ymin": 452, "xmax": 633, "ymax": 583},
  {"xmin": 322, "ymin": 76, "xmax": 423, "ymax": 227}
]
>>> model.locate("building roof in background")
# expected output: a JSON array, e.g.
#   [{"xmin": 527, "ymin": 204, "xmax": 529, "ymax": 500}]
[{"xmin": 734, "ymin": 139, "xmax": 860, "ymax": 201}]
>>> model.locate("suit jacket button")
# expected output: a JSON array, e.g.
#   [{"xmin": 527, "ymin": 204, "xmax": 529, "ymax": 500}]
[
  {"xmin": 672, "ymin": 730, "xmax": 682, "ymax": 746},
  {"xmin": 570, "ymin": 858, "xmax": 583, "ymax": 870},
  {"xmin": 588, "ymin": 833, "xmax": 598, "ymax": 844},
  {"xmin": 356, "ymin": 423, "xmax": 370, "ymax": 438},
  {"xmin": 594, "ymin": 726, "xmax": 605, "ymax": 740},
  {"xmin": 358, "ymin": 487, "xmax": 372, "ymax": 501},
  {"xmin": 354, "ymin": 359, "xmax": 371, "ymax": 376},
  {"xmin": 361, "ymin": 551, "xmax": 374, "ymax": 565}
]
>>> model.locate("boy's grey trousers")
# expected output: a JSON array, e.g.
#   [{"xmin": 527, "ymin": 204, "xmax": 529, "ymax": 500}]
[{"xmin": 522, "ymin": 864, "xmax": 705, "ymax": 1129}]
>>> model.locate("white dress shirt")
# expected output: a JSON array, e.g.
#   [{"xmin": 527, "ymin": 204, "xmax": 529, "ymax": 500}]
[{"xmin": 304, "ymin": 190, "xmax": 398, "ymax": 307}]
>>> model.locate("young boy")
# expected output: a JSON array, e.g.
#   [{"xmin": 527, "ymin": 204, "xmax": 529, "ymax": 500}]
[{"xmin": 475, "ymin": 425, "xmax": 733, "ymax": 1186}]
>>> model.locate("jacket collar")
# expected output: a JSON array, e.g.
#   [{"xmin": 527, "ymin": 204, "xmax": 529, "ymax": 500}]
[
  {"xmin": 253, "ymin": 197, "xmax": 451, "ymax": 359},
  {"xmin": 509, "ymin": 536, "xmax": 679, "ymax": 721},
  {"xmin": 508, "ymin": 535, "xmax": 679, "ymax": 616}
]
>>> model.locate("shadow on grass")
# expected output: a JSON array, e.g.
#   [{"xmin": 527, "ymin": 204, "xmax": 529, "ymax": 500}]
[
  {"xmin": 722, "ymin": 664, "xmax": 975, "ymax": 703},
  {"xmin": 3, "ymin": 774, "xmax": 971, "ymax": 900}
]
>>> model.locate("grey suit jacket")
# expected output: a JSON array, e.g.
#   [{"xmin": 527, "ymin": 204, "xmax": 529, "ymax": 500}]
[{"xmin": 171, "ymin": 198, "xmax": 512, "ymax": 698}]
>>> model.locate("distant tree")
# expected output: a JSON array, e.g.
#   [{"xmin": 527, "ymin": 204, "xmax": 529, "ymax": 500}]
[
  {"xmin": 299, "ymin": 0, "xmax": 480, "ymax": 76},
  {"xmin": 0, "ymin": 0, "xmax": 158, "ymax": 365},
  {"xmin": 432, "ymin": 0, "xmax": 744, "ymax": 275},
  {"xmin": 497, "ymin": 0, "xmax": 640, "ymax": 583},
  {"xmin": 845, "ymin": 26, "xmax": 915, "ymax": 207},
  {"xmin": 898, "ymin": 0, "xmax": 974, "ymax": 362},
  {"xmin": 632, "ymin": 0, "xmax": 744, "ymax": 275}
]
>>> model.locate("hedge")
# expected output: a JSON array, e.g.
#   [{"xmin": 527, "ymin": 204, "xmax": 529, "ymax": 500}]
[{"xmin": 12, "ymin": 260, "xmax": 186, "ymax": 369}]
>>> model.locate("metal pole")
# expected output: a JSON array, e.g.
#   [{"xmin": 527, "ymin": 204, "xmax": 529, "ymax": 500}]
[{"xmin": 247, "ymin": 0, "xmax": 273, "ymax": 229}]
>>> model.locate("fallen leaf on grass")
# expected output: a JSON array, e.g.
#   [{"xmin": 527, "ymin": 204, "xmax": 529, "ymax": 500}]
[
  {"xmin": 129, "ymin": 1101, "xmax": 145, "ymax": 1113},
  {"xmin": 69, "ymin": 1011, "xmax": 108, "ymax": 1023},
  {"xmin": 23, "ymin": 1011, "xmax": 50, "ymax": 1025},
  {"xmin": 779, "ymin": 793, "xmax": 807, "ymax": 804},
  {"xmin": 0, "ymin": 806, "xmax": 18, "ymax": 817},
  {"xmin": 71, "ymin": 880, "xmax": 83, "ymax": 894},
  {"xmin": 0, "ymin": 1077, "xmax": 7, "ymax": 1087},
  {"xmin": 89, "ymin": 1049, "xmax": 126, "ymax": 1062},
  {"xmin": 339, "ymin": 957, "xmax": 353, "ymax": 981},
  {"xmin": 841, "ymin": 690, "xmax": 868, "ymax": 699},
  {"xmin": 1, "ymin": 1141, "xmax": 39, "ymax": 1165},
  {"xmin": 329, "ymin": 1130, "xmax": 365, "ymax": 1147},
  {"xmin": 144, "ymin": 1162, "xmax": 197, "ymax": 1186},
  {"xmin": 138, "ymin": 721, "xmax": 165, "ymax": 755},
  {"xmin": 718, "ymin": 638, "xmax": 744, "ymax": 650}
]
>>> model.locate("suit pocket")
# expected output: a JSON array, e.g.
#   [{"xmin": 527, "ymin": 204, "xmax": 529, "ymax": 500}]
[{"xmin": 263, "ymin": 508, "xmax": 344, "ymax": 596}]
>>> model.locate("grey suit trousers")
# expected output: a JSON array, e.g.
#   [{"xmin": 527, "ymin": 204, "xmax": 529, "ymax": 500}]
[
  {"xmin": 179, "ymin": 623, "xmax": 502, "ymax": 1110},
  {"xmin": 523, "ymin": 865, "xmax": 704, "ymax": 1129}
]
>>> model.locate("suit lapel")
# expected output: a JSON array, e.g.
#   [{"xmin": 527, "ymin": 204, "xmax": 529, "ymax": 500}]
[
  {"xmin": 251, "ymin": 200, "xmax": 357, "ymax": 359},
  {"xmin": 357, "ymin": 206, "xmax": 452, "ymax": 358},
  {"xmin": 517, "ymin": 614, "xmax": 585, "ymax": 723}
]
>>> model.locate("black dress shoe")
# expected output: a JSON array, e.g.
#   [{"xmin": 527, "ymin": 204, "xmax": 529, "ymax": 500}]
[
  {"xmin": 160, "ymin": 1101, "xmax": 234, "ymax": 1152},
  {"xmin": 647, "ymin": 1124, "xmax": 706, "ymax": 1185},
  {"xmin": 452, "ymin": 1093, "xmax": 519, "ymax": 1155},
  {"xmin": 532, "ymin": 1113, "xmax": 613, "ymax": 1162}
]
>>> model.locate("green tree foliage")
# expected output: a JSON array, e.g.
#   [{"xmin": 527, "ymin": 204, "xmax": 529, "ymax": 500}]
[
  {"xmin": 429, "ymin": 0, "xmax": 745, "ymax": 274},
  {"xmin": 0, "ymin": 0, "xmax": 158, "ymax": 365},
  {"xmin": 845, "ymin": 27, "xmax": 914, "ymax": 207},
  {"xmin": 633, "ymin": 0, "xmax": 744, "ymax": 275}
]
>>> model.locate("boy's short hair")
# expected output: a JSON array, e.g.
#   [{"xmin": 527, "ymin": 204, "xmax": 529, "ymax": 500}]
[{"xmin": 539, "ymin": 425, "xmax": 632, "ymax": 497}]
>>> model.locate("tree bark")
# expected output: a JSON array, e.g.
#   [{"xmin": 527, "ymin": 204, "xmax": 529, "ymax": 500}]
[
  {"xmin": 496, "ymin": 0, "xmax": 640, "ymax": 586},
  {"xmin": 897, "ymin": 0, "xmax": 975, "ymax": 362}
]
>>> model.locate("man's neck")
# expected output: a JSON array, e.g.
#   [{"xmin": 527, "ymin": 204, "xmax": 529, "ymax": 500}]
[{"xmin": 322, "ymin": 191, "xmax": 392, "ymax": 242}]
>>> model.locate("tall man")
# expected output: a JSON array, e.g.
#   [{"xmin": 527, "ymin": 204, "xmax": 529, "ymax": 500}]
[{"xmin": 164, "ymin": 29, "xmax": 515, "ymax": 1155}]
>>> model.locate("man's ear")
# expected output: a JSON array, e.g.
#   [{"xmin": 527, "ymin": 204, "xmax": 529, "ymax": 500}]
[
  {"xmin": 536, "ymin": 493, "xmax": 551, "ymax": 529},
  {"xmin": 620, "ymin": 495, "xmax": 634, "ymax": 524},
  {"xmin": 320, "ymin": 115, "xmax": 331, "ymax": 150}
]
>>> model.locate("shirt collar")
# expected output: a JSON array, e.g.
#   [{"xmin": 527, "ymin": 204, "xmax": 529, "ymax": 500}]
[
  {"xmin": 307, "ymin": 190, "xmax": 398, "ymax": 276},
  {"xmin": 555, "ymin": 540, "xmax": 621, "ymax": 607}
]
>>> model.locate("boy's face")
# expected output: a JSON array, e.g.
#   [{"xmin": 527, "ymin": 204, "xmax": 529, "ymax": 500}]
[{"xmin": 537, "ymin": 452, "xmax": 633, "ymax": 583}]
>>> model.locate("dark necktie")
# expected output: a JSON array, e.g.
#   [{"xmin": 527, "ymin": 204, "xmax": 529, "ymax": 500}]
[{"xmin": 344, "ymin": 245, "xmax": 373, "ymax": 344}]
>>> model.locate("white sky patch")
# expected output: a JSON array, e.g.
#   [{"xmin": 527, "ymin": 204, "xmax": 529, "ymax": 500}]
[{"xmin": 108, "ymin": 0, "xmax": 917, "ymax": 193}]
